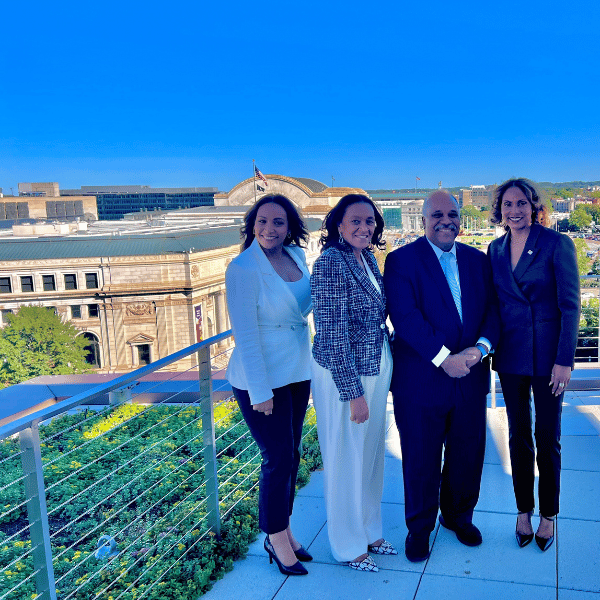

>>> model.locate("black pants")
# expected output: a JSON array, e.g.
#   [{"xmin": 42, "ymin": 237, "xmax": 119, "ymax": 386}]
[
  {"xmin": 394, "ymin": 383, "xmax": 487, "ymax": 535},
  {"xmin": 233, "ymin": 380, "xmax": 310, "ymax": 534},
  {"xmin": 499, "ymin": 373, "xmax": 563, "ymax": 518}
]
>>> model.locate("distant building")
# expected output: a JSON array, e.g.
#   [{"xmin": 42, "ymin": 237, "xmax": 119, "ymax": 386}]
[
  {"xmin": 553, "ymin": 198, "xmax": 576, "ymax": 212},
  {"xmin": 368, "ymin": 192, "xmax": 428, "ymax": 232},
  {"xmin": 459, "ymin": 185, "xmax": 495, "ymax": 209},
  {"xmin": 61, "ymin": 185, "xmax": 219, "ymax": 220},
  {"xmin": 0, "ymin": 205, "xmax": 321, "ymax": 373},
  {"xmin": 0, "ymin": 194, "xmax": 97, "ymax": 223},
  {"xmin": 18, "ymin": 182, "xmax": 60, "ymax": 197},
  {"xmin": 215, "ymin": 175, "xmax": 367, "ymax": 210}
]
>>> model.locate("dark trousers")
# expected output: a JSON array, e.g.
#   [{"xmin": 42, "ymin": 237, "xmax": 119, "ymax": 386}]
[
  {"xmin": 233, "ymin": 380, "xmax": 310, "ymax": 534},
  {"xmin": 394, "ymin": 384, "xmax": 486, "ymax": 535},
  {"xmin": 499, "ymin": 373, "xmax": 563, "ymax": 518}
]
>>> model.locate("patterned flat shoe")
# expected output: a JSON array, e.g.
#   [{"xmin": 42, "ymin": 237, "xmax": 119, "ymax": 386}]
[
  {"xmin": 348, "ymin": 555, "xmax": 379, "ymax": 572},
  {"xmin": 368, "ymin": 540, "xmax": 398, "ymax": 555}
]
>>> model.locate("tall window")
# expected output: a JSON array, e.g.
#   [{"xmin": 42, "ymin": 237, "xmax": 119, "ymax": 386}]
[
  {"xmin": 1, "ymin": 309, "xmax": 13, "ymax": 324},
  {"xmin": 85, "ymin": 273, "xmax": 99, "ymax": 289},
  {"xmin": 88, "ymin": 304, "xmax": 100, "ymax": 318},
  {"xmin": 42, "ymin": 275, "xmax": 56, "ymax": 291},
  {"xmin": 20, "ymin": 276, "xmax": 34, "ymax": 292},
  {"xmin": 0, "ymin": 277, "xmax": 12, "ymax": 293},
  {"xmin": 82, "ymin": 332, "xmax": 101, "ymax": 367},
  {"xmin": 71, "ymin": 305, "xmax": 82, "ymax": 319},
  {"xmin": 137, "ymin": 344, "xmax": 151, "ymax": 365},
  {"xmin": 64, "ymin": 274, "xmax": 78, "ymax": 290}
]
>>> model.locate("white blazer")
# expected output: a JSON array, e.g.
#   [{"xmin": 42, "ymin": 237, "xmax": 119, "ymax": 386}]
[{"xmin": 225, "ymin": 238, "xmax": 312, "ymax": 405}]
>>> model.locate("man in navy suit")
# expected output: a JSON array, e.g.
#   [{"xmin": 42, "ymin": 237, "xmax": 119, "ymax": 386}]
[{"xmin": 384, "ymin": 191, "xmax": 499, "ymax": 562}]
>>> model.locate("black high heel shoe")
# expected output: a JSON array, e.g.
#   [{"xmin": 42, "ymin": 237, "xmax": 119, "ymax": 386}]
[
  {"xmin": 535, "ymin": 514, "xmax": 555, "ymax": 552},
  {"xmin": 515, "ymin": 510, "xmax": 534, "ymax": 548},
  {"xmin": 264, "ymin": 536, "xmax": 308, "ymax": 575},
  {"xmin": 293, "ymin": 545, "xmax": 313, "ymax": 562}
]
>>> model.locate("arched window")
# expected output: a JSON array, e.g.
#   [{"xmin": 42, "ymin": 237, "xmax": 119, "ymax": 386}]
[{"xmin": 81, "ymin": 332, "xmax": 101, "ymax": 368}]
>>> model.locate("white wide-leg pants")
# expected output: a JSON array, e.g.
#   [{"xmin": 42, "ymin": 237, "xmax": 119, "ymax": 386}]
[{"xmin": 311, "ymin": 340, "xmax": 392, "ymax": 562}]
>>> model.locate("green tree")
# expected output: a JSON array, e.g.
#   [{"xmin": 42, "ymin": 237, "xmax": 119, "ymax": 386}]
[
  {"xmin": 573, "ymin": 238, "xmax": 592, "ymax": 276},
  {"xmin": 0, "ymin": 305, "xmax": 90, "ymax": 387},
  {"xmin": 569, "ymin": 206, "xmax": 592, "ymax": 230}
]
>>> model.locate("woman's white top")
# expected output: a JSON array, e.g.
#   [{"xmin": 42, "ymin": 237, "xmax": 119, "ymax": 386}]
[{"xmin": 225, "ymin": 238, "xmax": 312, "ymax": 405}]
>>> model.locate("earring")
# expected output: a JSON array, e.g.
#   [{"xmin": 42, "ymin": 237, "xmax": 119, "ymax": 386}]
[
  {"xmin": 339, "ymin": 233, "xmax": 344, "ymax": 245},
  {"xmin": 286, "ymin": 232, "xmax": 291, "ymax": 239}
]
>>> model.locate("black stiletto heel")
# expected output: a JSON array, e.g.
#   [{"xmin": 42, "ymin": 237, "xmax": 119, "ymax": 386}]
[
  {"xmin": 264, "ymin": 536, "xmax": 308, "ymax": 575},
  {"xmin": 293, "ymin": 545, "xmax": 313, "ymax": 562},
  {"xmin": 535, "ymin": 514, "xmax": 555, "ymax": 552},
  {"xmin": 515, "ymin": 510, "xmax": 534, "ymax": 548}
]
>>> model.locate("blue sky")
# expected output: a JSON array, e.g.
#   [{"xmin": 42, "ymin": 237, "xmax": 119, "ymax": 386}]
[{"xmin": 2, "ymin": 0, "xmax": 599, "ymax": 192}]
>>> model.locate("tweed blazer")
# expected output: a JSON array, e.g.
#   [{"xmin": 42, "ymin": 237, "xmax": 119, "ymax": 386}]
[
  {"xmin": 225, "ymin": 238, "xmax": 312, "ymax": 405},
  {"xmin": 488, "ymin": 223, "xmax": 580, "ymax": 376},
  {"xmin": 311, "ymin": 243, "xmax": 387, "ymax": 402}
]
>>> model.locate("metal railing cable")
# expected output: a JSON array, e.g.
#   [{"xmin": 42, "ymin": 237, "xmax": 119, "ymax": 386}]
[
  {"xmin": 55, "ymin": 441, "xmax": 209, "ymax": 587},
  {"xmin": 0, "ymin": 330, "xmax": 323, "ymax": 600}
]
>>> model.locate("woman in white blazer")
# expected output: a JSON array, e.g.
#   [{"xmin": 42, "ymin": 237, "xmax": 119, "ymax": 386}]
[{"xmin": 226, "ymin": 194, "xmax": 312, "ymax": 576}]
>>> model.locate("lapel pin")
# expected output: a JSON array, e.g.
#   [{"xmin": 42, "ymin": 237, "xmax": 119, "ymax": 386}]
[{"xmin": 527, "ymin": 250, "xmax": 533, "ymax": 255}]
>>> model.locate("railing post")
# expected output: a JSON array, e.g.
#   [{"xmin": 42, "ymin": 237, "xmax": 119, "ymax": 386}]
[
  {"xmin": 490, "ymin": 363, "xmax": 496, "ymax": 409},
  {"xmin": 19, "ymin": 424, "xmax": 57, "ymax": 600},
  {"xmin": 197, "ymin": 344, "xmax": 221, "ymax": 537}
]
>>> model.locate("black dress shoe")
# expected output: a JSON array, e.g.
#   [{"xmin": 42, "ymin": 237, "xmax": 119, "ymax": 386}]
[
  {"xmin": 264, "ymin": 537, "xmax": 308, "ymax": 575},
  {"xmin": 439, "ymin": 515, "xmax": 482, "ymax": 547},
  {"xmin": 515, "ymin": 511, "xmax": 534, "ymax": 548},
  {"xmin": 405, "ymin": 533, "xmax": 430, "ymax": 562},
  {"xmin": 535, "ymin": 515, "xmax": 555, "ymax": 552},
  {"xmin": 293, "ymin": 545, "xmax": 313, "ymax": 562}
]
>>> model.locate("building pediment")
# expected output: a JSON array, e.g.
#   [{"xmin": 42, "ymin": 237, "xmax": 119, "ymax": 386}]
[{"xmin": 127, "ymin": 333, "xmax": 155, "ymax": 345}]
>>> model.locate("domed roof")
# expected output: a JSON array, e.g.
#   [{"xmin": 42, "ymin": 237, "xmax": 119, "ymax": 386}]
[{"xmin": 289, "ymin": 178, "xmax": 328, "ymax": 193}]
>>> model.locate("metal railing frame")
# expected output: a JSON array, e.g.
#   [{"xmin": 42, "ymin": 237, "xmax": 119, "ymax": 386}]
[{"xmin": 0, "ymin": 330, "xmax": 232, "ymax": 600}]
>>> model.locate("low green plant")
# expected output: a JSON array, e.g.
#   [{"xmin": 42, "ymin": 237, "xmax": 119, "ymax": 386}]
[{"xmin": 0, "ymin": 402, "xmax": 322, "ymax": 600}]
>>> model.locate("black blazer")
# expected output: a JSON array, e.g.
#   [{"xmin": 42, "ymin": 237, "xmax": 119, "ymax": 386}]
[
  {"xmin": 488, "ymin": 223, "xmax": 580, "ymax": 376},
  {"xmin": 384, "ymin": 236, "xmax": 499, "ymax": 404}
]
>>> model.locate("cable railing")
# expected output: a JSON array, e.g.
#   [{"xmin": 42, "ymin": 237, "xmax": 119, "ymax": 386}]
[{"xmin": 0, "ymin": 331, "xmax": 320, "ymax": 600}]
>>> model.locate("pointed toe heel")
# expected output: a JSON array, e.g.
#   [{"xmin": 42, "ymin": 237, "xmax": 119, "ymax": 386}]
[
  {"xmin": 515, "ymin": 510, "xmax": 534, "ymax": 548},
  {"xmin": 535, "ymin": 514, "xmax": 555, "ymax": 552},
  {"xmin": 264, "ymin": 537, "xmax": 308, "ymax": 575}
]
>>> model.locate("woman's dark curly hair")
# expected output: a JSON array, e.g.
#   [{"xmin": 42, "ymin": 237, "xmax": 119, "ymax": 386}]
[
  {"xmin": 319, "ymin": 194, "xmax": 385, "ymax": 252},
  {"xmin": 491, "ymin": 178, "xmax": 545, "ymax": 231},
  {"xmin": 240, "ymin": 194, "xmax": 309, "ymax": 251}
]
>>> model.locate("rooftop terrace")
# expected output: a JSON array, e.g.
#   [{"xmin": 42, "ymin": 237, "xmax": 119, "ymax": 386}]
[{"xmin": 202, "ymin": 380, "xmax": 600, "ymax": 600}]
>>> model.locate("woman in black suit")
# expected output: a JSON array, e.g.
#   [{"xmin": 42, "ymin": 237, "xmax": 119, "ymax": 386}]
[{"xmin": 488, "ymin": 178, "xmax": 580, "ymax": 551}]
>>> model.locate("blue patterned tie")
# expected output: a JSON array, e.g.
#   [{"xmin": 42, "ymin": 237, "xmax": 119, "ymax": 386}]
[{"xmin": 440, "ymin": 252, "xmax": 462, "ymax": 321}]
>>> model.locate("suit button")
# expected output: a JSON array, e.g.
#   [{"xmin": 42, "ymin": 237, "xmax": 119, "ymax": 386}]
[
  {"xmin": 380, "ymin": 324, "xmax": 385, "ymax": 329},
  {"xmin": 291, "ymin": 325, "xmax": 296, "ymax": 330}
]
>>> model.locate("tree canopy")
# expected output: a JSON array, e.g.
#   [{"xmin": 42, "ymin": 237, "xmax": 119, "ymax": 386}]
[
  {"xmin": 573, "ymin": 238, "xmax": 592, "ymax": 277},
  {"xmin": 0, "ymin": 305, "xmax": 90, "ymax": 387},
  {"xmin": 569, "ymin": 206, "xmax": 592, "ymax": 230}
]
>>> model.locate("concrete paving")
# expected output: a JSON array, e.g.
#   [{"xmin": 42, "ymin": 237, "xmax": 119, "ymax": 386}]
[{"xmin": 202, "ymin": 386, "xmax": 600, "ymax": 600}]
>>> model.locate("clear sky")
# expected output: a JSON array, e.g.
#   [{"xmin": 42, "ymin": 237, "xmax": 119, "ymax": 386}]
[{"xmin": 2, "ymin": 0, "xmax": 599, "ymax": 193}]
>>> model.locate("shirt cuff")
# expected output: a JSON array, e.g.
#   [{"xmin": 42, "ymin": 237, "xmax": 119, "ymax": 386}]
[
  {"xmin": 476, "ymin": 337, "xmax": 491, "ymax": 361},
  {"xmin": 432, "ymin": 345, "xmax": 451, "ymax": 367}
]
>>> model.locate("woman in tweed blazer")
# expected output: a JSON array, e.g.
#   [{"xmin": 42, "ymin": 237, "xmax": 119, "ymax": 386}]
[{"xmin": 311, "ymin": 194, "xmax": 395, "ymax": 572}]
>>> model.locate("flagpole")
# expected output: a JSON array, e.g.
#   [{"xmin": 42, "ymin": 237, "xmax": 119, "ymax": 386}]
[{"xmin": 253, "ymin": 159, "xmax": 257, "ymax": 204}]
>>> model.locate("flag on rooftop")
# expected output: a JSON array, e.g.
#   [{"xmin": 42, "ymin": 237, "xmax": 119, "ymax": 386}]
[
  {"xmin": 255, "ymin": 166, "xmax": 268, "ymax": 186},
  {"xmin": 416, "ymin": 176, "xmax": 421, "ymax": 181}
]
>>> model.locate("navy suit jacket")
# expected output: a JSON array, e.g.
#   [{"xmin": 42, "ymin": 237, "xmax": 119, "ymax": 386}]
[
  {"xmin": 488, "ymin": 223, "xmax": 580, "ymax": 376},
  {"xmin": 311, "ymin": 243, "xmax": 387, "ymax": 402},
  {"xmin": 384, "ymin": 236, "xmax": 499, "ymax": 404}
]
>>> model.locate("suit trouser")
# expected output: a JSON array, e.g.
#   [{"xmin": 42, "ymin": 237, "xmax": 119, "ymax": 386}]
[
  {"xmin": 498, "ymin": 373, "xmax": 563, "ymax": 518},
  {"xmin": 233, "ymin": 380, "xmax": 310, "ymax": 534},
  {"xmin": 394, "ymin": 383, "xmax": 486, "ymax": 535},
  {"xmin": 311, "ymin": 340, "xmax": 392, "ymax": 562}
]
